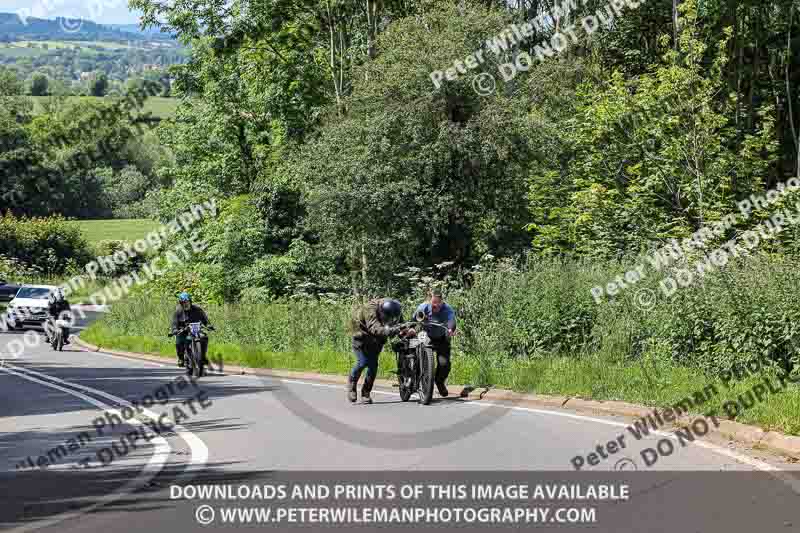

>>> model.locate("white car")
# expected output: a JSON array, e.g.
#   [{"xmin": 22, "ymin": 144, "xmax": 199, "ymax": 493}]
[{"xmin": 5, "ymin": 285, "xmax": 60, "ymax": 330}]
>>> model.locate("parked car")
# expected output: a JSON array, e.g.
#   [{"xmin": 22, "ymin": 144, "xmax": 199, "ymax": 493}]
[
  {"xmin": 6, "ymin": 285, "xmax": 58, "ymax": 330},
  {"xmin": 0, "ymin": 279, "xmax": 20, "ymax": 303}
]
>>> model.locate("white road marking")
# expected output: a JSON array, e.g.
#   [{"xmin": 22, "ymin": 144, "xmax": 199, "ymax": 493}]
[
  {"xmin": 7, "ymin": 363, "xmax": 208, "ymax": 469},
  {"xmin": 271, "ymin": 376, "xmax": 800, "ymax": 490},
  {"xmin": 68, "ymin": 345, "xmax": 800, "ymax": 491},
  {"xmin": 0, "ymin": 364, "xmax": 170, "ymax": 533}
]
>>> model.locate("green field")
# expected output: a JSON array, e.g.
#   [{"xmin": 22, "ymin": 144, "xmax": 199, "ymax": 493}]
[
  {"xmin": 72, "ymin": 219, "xmax": 162, "ymax": 244},
  {"xmin": 22, "ymin": 96, "xmax": 179, "ymax": 119},
  {"xmin": 0, "ymin": 40, "xmax": 162, "ymax": 54}
]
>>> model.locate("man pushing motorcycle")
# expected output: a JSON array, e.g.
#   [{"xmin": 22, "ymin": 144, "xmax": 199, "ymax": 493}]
[
  {"xmin": 412, "ymin": 289, "xmax": 456, "ymax": 397},
  {"xmin": 348, "ymin": 298, "xmax": 415, "ymax": 404}
]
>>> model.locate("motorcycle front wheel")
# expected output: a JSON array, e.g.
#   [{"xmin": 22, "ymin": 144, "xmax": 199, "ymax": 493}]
[
  {"xmin": 185, "ymin": 343, "xmax": 194, "ymax": 376},
  {"xmin": 418, "ymin": 346, "xmax": 435, "ymax": 405},
  {"xmin": 192, "ymin": 340, "xmax": 204, "ymax": 378},
  {"xmin": 56, "ymin": 331, "xmax": 63, "ymax": 352}
]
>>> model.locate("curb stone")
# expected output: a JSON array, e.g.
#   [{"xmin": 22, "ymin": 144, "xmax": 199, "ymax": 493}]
[{"xmin": 72, "ymin": 336, "xmax": 800, "ymax": 463}]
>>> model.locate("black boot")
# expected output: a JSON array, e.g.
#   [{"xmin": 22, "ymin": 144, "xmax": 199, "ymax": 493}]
[
  {"xmin": 436, "ymin": 380, "xmax": 449, "ymax": 397},
  {"xmin": 361, "ymin": 375, "xmax": 375, "ymax": 404},
  {"xmin": 347, "ymin": 377, "xmax": 357, "ymax": 403}
]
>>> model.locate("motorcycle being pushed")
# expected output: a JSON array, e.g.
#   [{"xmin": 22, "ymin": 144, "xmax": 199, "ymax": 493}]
[
  {"xmin": 169, "ymin": 322, "xmax": 214, "ymax": 378},
  {"xmin": 390, "ymin": 310, "xmax": 448, "ymax": 405}
]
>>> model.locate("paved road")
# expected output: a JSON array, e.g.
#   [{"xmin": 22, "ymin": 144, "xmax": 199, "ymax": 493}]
[{"xmin": 1, "ymin": 313, "xmax": 799, "ymax": 532}]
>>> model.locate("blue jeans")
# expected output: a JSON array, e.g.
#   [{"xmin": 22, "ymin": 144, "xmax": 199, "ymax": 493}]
[{"xmin": 349, "ymin": 348, "xmax": 378, "ymax": 389}]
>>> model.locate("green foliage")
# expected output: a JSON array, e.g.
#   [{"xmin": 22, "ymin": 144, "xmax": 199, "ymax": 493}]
[
  {"xmin": 288, "ymin": 1, "xmax": 531, "ymax": 288},
  {"xmin": 29, "ymin": 72, "xmax": 48, "ymax": 95},
  {"xmin": 129, "ymin": 260, "xmax": 233, "ymax": 305},
  {"xmin": 529, "ymin": 2, "xmax": 779, "ymax": 257},
  {"xmin": 90, "ymin": 239, "xmax": 148, "ymax": 277},
  {"xmin": 89, "ymin": 72, "xmax": 109, "ymax": 97},
  {"xmin": 0, "ymin": 254, "xmax": 43, "ymax": 280},
  {"xmin": 0, "ymin": 212, "xmax": 92, "ymax": 275}
]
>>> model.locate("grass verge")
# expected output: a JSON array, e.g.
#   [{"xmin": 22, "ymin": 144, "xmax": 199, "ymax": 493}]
[{"xmin": 82, "ymin": 318, "xmax": 800, "ymax": 437}]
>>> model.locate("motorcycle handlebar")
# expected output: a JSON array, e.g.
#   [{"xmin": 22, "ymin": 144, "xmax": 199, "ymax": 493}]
[{"xmin": 169, "ymin": 324, "xmax": 216, "ymax": 337}]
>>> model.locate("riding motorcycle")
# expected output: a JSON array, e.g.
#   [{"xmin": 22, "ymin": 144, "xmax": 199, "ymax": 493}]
[
  {"xmin": 169, "ymin": 322, "xmax": 214, "ymax": 378},
  {"xmin": 48, "ymin": 317, "xmax": 70, "ymax": 352},
  {"xmin": 390, "ymin": 310, "xmax": 448, "ymax": 405}
]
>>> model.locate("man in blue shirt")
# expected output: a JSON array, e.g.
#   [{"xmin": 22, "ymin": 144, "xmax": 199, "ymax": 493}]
[{"xmin": 413, "ymin": 289, "xmax": 456, "ymax": 397}]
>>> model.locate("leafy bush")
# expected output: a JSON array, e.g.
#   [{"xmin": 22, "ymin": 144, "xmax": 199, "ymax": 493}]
[
  {"xmin": 91, "ymin": 239, "xmax": 148, "ymax": 277},
  {"xmin": 129, "ymin": 260, "xmax": 234, "ymax": 305},
  {"xmin": 0, "ymin": 254, "xmax": 43, "ymax": 280},
  {"xmin": 0, "ymin": 212, "xmax": 92, "ymax": 275}
]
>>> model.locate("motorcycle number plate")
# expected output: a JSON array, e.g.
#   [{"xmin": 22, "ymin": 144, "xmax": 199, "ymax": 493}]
[{"xmin": 190, "ymin": 323, "xmax": 201, "ymax": 336}]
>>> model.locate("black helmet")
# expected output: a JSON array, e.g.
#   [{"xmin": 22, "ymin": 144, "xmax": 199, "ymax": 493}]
[{"xmin": 380, "ymin": 299, "xmax": 402, "ymax": 324}]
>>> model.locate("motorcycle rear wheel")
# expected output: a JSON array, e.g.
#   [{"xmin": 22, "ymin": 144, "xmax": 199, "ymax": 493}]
[{"xmin": 418, "ymin": 346, "xmax": 435, "ymax": 405}]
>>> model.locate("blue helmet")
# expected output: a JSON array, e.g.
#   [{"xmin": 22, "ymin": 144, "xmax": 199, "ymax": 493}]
[{"xmin": 178, "ymin": 292, "xmax": 191, "ymax": 303}]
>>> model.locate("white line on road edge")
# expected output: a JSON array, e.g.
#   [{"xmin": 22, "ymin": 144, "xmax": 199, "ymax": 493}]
[
  {"xmin": 72, "ymin": 344, "xmax": 800, "ymax": 492},
  {"xmin": 1, "ymin": 362, "xmax": 210, "ymax": 532},
  {"xmin": 7, "ymin": 363, "xmax": 209, "ymax": 468},
  {"xmin": 0, "ymin": 364, "xmax": 170, "ymax": 533},
  {"xmin": 270, "ymin": 377, "xmax": 800, "ymax": 492}
]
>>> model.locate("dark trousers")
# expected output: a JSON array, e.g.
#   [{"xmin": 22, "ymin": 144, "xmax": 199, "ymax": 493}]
[
  {"xmin": 432, "ymin": 339, "xmax": 452, "ymax": 385},
  {"xmin": 177, "ymin": 335, "xmax": 208, "ymax": 363},
  {"xmin": 349, "ymin": 348, "xmax": 378, "ymax": 393}
]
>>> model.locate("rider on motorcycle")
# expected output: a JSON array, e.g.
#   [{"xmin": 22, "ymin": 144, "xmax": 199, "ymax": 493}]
[
  {"xmin": 170, "ymin": 292, "xmax": 214, "ymax": 368},
  {"xmin": 413, "ymin": 289, "xmax": 456, "ymax": 397},
  {"xmin": 46, "ymin": 289, "xmax": 71, "ymax": 345},
  {"xmin": 348, "ymin": 298, "xmax": 414, "ymax": 404}
]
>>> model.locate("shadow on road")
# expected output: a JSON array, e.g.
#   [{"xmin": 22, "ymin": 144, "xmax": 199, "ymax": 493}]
[{"xmin": 0, "ymin": 462, "xmax": 268, "ymax": 528}]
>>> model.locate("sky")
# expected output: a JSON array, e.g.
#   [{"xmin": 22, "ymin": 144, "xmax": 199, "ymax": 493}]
[{"xmin": 0, "ymin": 0, "xmax": 143, "ymax": 25}]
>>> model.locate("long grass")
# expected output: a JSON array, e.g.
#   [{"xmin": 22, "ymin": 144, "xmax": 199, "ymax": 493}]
[{"xmin": 82, "ymin": 253, "xmax": 800, "ymax": 437}]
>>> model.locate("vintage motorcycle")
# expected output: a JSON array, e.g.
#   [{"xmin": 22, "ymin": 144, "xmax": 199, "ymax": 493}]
[
  {"xmin": 169, "ymin": 322, "xmax": 214, "ymax": 378},
  {"xmin": 390, "ymin": 310, "xmax": 449, "ymax": 405}
]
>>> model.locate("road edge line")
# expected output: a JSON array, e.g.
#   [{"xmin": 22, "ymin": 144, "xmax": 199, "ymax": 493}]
[{"xmin": 71, "ymin": 336, "xmax": 800, "ymax": 462}]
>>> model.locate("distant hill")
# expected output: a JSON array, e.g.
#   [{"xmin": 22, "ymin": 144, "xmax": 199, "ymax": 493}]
[
  {"xmin": 105, "ymin": 24, "xmax": 172, "ymax": 38},
  {"xmin": 0, "ymin": 12, "xmax": 172, "ymax": 42}
]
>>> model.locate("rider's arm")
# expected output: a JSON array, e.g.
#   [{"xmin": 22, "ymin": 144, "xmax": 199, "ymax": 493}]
[
  {"xmin": 170, "ymin": 309, "xmax": 180, "ymax": 334},
  {"xmin": 198, "ymin": 307, "xmax": 211, "ymax": 327}
]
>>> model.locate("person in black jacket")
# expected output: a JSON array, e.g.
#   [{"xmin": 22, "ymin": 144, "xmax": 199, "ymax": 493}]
[
  {"xmin": 348, "ymin": 298, "xmax": 414, "ymax": 404},
  {"xmin": 46, "ymin": 289, "xmax": 71, "ymax": 345},
  {"xmin": 170, "ymin": 292, "xmax": 214, "ymax": 367}
]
